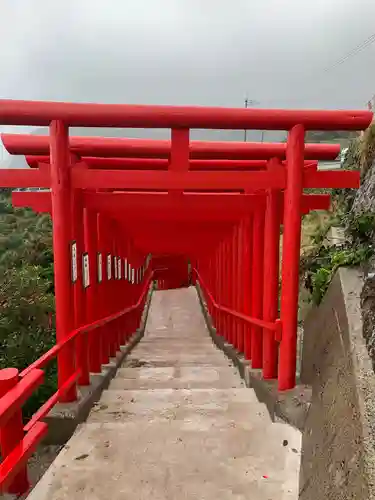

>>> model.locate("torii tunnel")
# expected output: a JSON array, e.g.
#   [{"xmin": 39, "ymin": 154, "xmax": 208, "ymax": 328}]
[{"xmin": 0, "ymin": 99, "xmax": 372, "ymax": 495}]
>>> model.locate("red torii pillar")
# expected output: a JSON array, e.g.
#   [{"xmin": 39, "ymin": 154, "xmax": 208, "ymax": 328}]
[
  {"xmin": 262, "ymin": 187, "xmax": 280, "ymax": 379},
  {"xmin": 49, "ymin": 120, "xmax": 77, "ymax": 402},
  {"xmin": 278, "ymin": 125, "xmax": 305, "ymax": 390}
]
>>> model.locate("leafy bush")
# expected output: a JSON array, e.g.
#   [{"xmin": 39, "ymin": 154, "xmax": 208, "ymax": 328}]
[
  {"xmin": 302, "ymin": 243, "xmax": 373, "ymax": 304},
  {"xmin": 343, "ymin": 211, "xmax": 375, "ymax": 243},
  {"xmin": 301, "ymin": 125, "xmax": 375, "ymax": 306},
  {"xmin": 301, "ymin": 210, "xmax": 375, "ymax": 305},
  {"xmin": 0, "ymin": 190, "xmax": 56, "ymax": 418}
]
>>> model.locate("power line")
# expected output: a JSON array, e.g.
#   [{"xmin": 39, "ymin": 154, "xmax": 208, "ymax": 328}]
[
  {"xmin": 243, "ymin": 33, "xmax": 375, "ymax": 108},
  {"xmin": 322, "ymin": 32, "xmax": 375, "ymax": 73},
  {"xmin": 260, "ymin": 33, "xmax": 375, "ymax": 106}
]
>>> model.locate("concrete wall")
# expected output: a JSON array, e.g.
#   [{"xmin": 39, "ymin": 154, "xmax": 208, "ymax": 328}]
[{"xmin": 300, "ymin": 268, "xmax": 375, "ymax": 500}]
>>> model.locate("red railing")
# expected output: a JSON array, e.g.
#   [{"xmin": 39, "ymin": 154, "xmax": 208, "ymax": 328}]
[
  {"xmin": 195, "ymin": 268, "xmax": 281, "ymax": 335},
  {"xmin": 193, "ymin": 228, "xmax": 282, "ymax": 383},
  {"xmin": 0, "ymin": 271, "xmax": 153, "ymax": 496}
]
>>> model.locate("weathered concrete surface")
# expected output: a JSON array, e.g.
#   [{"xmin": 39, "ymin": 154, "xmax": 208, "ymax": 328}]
[
  {"xmin": 110, "ymin": 366, "xmax": 243, "ymax": 389},
  {"xmin": 44, "ymin": 330, "xmax": 144, "ymax": 445},
  {"xmin": 300, "ymin": 268, "xmax": 375, "ymax": 500},
  {"xmin": 28, "ymin": 287, "xmax": 301, "ymax": 500}
]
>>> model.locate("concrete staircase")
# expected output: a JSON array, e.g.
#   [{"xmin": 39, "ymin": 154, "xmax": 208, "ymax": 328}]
[{"xmin": 28, "ymin": 287, "xmax": 301, "ymax": 499}]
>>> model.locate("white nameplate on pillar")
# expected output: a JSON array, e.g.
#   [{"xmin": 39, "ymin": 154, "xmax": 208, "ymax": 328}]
[
  {"xmin": 71, "ymin": 241, "xmax": 77, "ymax": 283},
  {"xmin": 97, "ymin": 252, "xmax": 103, "ymax": 283},
  {"xmin": 83, "ymin": 253, "xmax": 90, "ymax": 288},
  {"xmin": 107, "ymin": 254, "xmax": 112, "ymax": 280},
  {"xmin": 131, "ymin": 268, "xmax": 135, "ymax": 284},
  {"xmin": 124, "ymin": 259, "xmax": 128, "ymax": 280},
  {"xmin": 114, "ymin": 256, "xmax": 118, "ymax": 279},
  {"xmin": 118, "ymin": 258, "xmax": 122, "ymax": 279}
]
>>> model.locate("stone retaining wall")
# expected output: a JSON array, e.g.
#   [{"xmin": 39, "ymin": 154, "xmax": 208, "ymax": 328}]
[{"xmin": 300, "ymin": 268, "xmax": 375, "ymax": 500}]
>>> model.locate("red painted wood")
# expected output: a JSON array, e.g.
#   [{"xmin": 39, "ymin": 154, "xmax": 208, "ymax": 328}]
[
  {"xmin": 0, "ymin": 369, "xmax": 29, "ymax": 495},
  {"xmin": 4, "ymin": 133, "xmax": 340, "ymax": 160},
  {"xmin": 72, "ymin": 189, "xmax": 90, "ymax": 386},
  {"xmin": 250, "ymin": 209, "xmax": 265, "ymax": 368},
  {"xmin": 262, "ymin": 189, "xmax": 280, "ymax": 379},
  {"xmin": 279, "ymin": 125, "xmax": 305, "ymax": 390},
  {"xmin": 71, "ymin": 169, "xmax": 286, "ymax": 191},
  {"xmin": 0, "ymin": 99, "xmax": 370, "ymax": 129},
  {"xmin": 26, "ymin": 156, "xmax": 319, "ymax": 170},
  {"xmin": 12, "ymin": 190, "xmax": 330, "ymax": 218},
  {"xmin": 49, "ymin": 120, "xmax": 77, "ymax": 402}
]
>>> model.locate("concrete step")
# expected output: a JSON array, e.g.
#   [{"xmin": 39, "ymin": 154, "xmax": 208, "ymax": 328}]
[
  {"xmin": 143, "ymin": 330, "xmax": 211, "ymax": 339},
  {"xmin": 27, "ymin": 420, "xmax": 301, "ymax": 500},
  {"xmin": 129, "ymin": 349, "xmax": 224, "ymax": 359},
  {"xmin": 122, "ymin": 353, "xmax": 231, "ymax": 367},
  {"xmin": 87, "ymin": 388, "xmax": 272, "ymax": 425},
  {"xmin": 131, "ymin": 344, "xmax": 218, "ymax": 354},
  {"xmin": 109, "ymin": 366, "xmax": 245, "ymax": 390},
  {"xmin": 139, "ymin": 337, "xmax": 215, "ymax": 345},
  {"xmin": 25, "ymin": 288, "xmax": 301, "ymax": 500}
]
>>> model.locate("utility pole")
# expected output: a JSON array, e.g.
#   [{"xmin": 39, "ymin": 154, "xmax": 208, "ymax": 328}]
[
  {"xmin": 244, "ymin": 97, "xmax": 249, "ymax": 142},
  {"xmin": 244, "ymin": 97, "xmax": 260, "ymax": 142}
]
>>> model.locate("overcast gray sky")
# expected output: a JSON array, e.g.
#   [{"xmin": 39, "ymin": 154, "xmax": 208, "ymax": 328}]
[{"xmin": 0, "ymin": 0, "xmax": 374, "ymax": 159}]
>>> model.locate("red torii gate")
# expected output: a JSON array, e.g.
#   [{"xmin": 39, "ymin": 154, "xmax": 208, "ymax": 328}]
[
  {"xmin": 0, "ymin": 99, "xmax": 371, "ymax": 496},
  {"xmin": 0, "ymin": 130, "xmax": 360, "ymax": 379}
]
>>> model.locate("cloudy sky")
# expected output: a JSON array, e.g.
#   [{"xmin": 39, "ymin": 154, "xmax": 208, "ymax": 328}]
[{"xmin": 0, "ymin": 0, "xmax": 374, "ymax": 158}]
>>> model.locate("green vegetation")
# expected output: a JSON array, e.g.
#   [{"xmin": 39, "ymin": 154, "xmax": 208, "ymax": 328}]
[
  {"xmin": 0, "ymin": 189, "xmax": 56, "ymax": 418},
  {"xmin": 305, "ymin": 130, "xmax": 356, "ymax": 146},
  {"xmin": 300, "ymin": 126, "xmax": 375, "ymax": 305},
  {"xmin": 301, "ymin": 232, "xmax": 373, "ymax": 304}
]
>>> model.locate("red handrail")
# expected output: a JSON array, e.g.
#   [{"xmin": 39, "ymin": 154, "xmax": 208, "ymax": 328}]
[
  {"xmin": 194, "ymin": 268, "xmax": 279, "ymax": 332},
  {"xmin": 20, "ymin": 270, "xmax": 154, "ymax": 378},
  {"xmin": 0, "ymin": 270, "xmax": 154, "ymax": 495},
  {"xmin": 0, "ymin": 371, "xmax": 44, "ymax": 426},
  {"xmin": 0, "ymin": 422, "xmax": 47, "ymax": 494},
  {"xmin": 24, "ymin": 368, "xmax": 81, "ymax": 433}
]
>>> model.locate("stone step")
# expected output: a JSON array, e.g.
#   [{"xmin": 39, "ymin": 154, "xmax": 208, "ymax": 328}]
[
  {"xmin": 132, "ymin": 341, "xmax": 218, "ymax": 350},
  {"xmin": 122, "ymin": 353, "xmax": 231, "ymax": 367},
  {"xmin": 109, "ymin": 366, "xmax": 245, "ymax": 390},
  {"xmin": 130, "ymin": 348, "xmax": 223, "ymax": 358},
  {"xmin": 141, "ymin": 337, "xmax": 213, "ymax": 343},
  {"xmin": 25, "ymin": 288, "xmax": 301, "ymax": 500},
  {"xmin": 139, "ymin": 337, "xmax": 215, "ymax": 344},
  {"xmin": 27, "ymin": 420, "xmax": 301, "ymax": 500},
  {"xmin": 143, "ymin": 329, "xmax": 210, "ymax": 338},
  {"xmin": 88, "ymin": 388, "xmax": 272, "ymax": 425}
]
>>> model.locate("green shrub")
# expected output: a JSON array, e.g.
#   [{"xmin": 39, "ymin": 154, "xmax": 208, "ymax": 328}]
[{"xmin": 0, "ymin": 190, "xmax": 56, "ymax": 419}]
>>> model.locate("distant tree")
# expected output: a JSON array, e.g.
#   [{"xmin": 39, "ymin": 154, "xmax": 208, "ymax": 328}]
[{"xmin": 305, "ymin": 130, "xmax": 357, "ymax": 144}]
